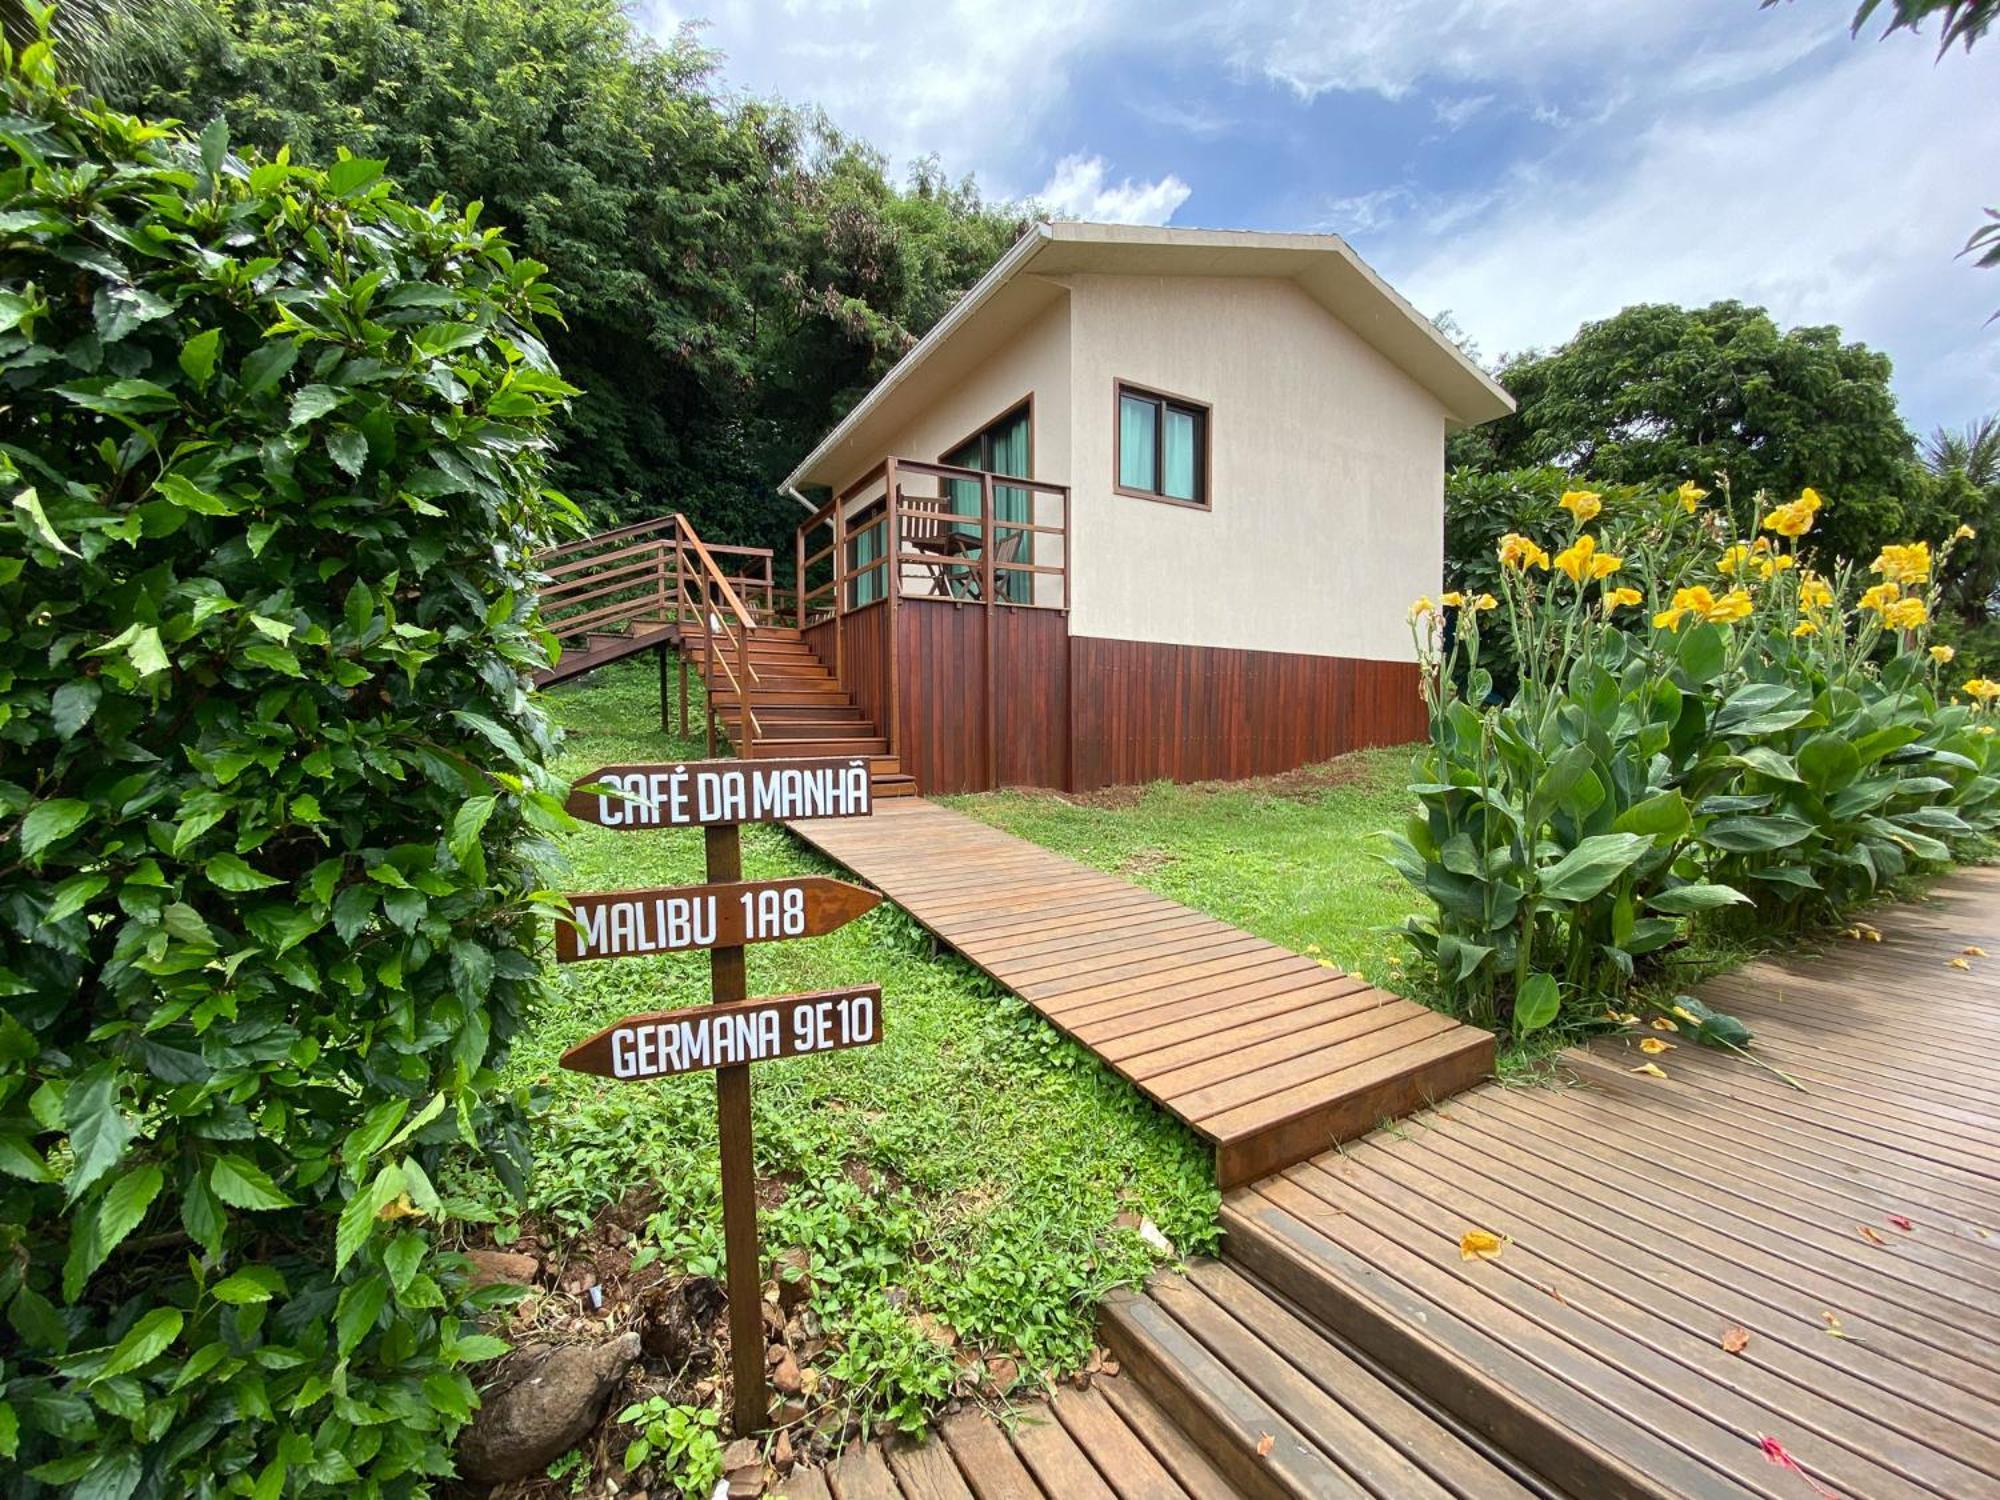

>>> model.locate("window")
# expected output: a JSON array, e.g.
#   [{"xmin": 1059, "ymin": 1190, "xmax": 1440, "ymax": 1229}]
[
  {"xmin": 942, "ymin": 401, "xmax": 1033, "ymax": 600},
  {"xmin": 1115, "ymin": 383, "xmax": 1207, "ymax": 506}
]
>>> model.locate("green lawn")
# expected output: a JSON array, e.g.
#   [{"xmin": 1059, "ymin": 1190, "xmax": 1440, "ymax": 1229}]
[
  {"xmin": 488, "ymin": 659, "xmax": 1219, "ymax": 1441},
  {"xmin": 948, "ymin": 748, "xmax": 1431, "ymax": 1000}
]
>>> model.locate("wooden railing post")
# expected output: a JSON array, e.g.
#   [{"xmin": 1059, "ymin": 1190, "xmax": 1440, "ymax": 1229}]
[
  {"xmin": 980, "ymin": 471, "xmax": 996, "ymax": 791},
  {"xmin": 795, "ymin": 523, "xmax": 806, "ymax": 631},
  {"xmin": 832, "ymin": 489, "xmax": 846, "ymax": 690},
  {"xmin": 884, "ymin": 458, "xmax": 900, "ymax": 762},
  {"xmin": 704, "ymin": 576, "xmax": 716, "ymax": 757},
  {"xmin": 737, "ymin": 610, "xmax": 755, "ymax": 760}
]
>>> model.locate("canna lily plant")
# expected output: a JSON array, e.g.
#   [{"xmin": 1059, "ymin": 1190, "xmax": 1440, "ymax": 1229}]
[{"xmin": 1389, "ymin": 482, "xmax": 2000, "ymax": 1036}]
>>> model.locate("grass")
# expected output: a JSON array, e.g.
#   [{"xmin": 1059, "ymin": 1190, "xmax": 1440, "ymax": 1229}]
[
  {"xmin": 484, "ymin": 659, "xmax": 1219, "ymax": 1439},
  {"xmin": 947, "ymin": 749, "xmax": 1428, "ymax": 996}
]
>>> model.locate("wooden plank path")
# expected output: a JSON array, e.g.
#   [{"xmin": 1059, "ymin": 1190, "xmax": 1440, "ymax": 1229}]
[
  {"xmin": 771, "ymin": 1373, "xmax": 1239, "ymax": 1500},
  {"xmin": 788, "ymin": 798, "xmax": 1495, "ymax": 1187},
  {"xmin": 1222, "ymin": 864, "xmax": 2000, "ymax": 1500}
]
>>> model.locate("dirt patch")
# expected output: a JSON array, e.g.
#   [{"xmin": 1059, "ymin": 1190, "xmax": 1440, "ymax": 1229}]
[
  {"xmin": 989, "ymin": 747, "xmax": 1403, "ymax": 811},
  {"xmin": 1117, "ymin": 847, "xmax": 1177, "ymax": 877}
]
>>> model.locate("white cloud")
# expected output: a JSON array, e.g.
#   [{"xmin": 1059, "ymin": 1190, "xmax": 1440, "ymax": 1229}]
[
  {"xmin": 1383, "ymin": 40, "xmax": 2000, "ymax": 428},
  {"xmin": 1036, "ymin": 154, "xmax": 1192, "ymax": 225}
]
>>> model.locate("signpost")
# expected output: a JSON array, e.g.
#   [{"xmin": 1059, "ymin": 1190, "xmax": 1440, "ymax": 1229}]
[{"xmin": 559, "ymin": 757, "xmax": 879, "ymax": 1437}]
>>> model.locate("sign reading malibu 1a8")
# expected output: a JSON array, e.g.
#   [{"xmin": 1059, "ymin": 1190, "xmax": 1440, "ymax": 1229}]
[{"xmin": 559, "ymin": 756, "xmax": 881, "ymax": 1437}]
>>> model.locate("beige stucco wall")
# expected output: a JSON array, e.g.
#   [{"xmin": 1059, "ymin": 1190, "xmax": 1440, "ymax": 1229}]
[{"xmin": 1064, "ymin": 274, "xmax": 1447, "ymax": 660}]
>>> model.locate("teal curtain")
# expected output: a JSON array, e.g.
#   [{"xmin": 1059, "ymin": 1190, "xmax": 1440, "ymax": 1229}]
[
  {"xmin": 849, "ymin": 515, "xmax": 882, "ymax": 607},
  {"xmin": 1119, "ymin": 393, "xmax": 1157, "ymax": 491},
  {"xmin": 1163, "ymin": 406, "xmax": 1199, "ymax": 502}
]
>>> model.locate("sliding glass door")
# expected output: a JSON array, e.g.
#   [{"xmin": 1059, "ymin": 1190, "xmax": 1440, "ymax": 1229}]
[{"xmin": 944, "ymin": 403, "xmax": 1032, "ymax": 601}]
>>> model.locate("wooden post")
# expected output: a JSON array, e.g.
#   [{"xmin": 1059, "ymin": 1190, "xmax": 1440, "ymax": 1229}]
[
  {"xmin": 737, "ymin": 613, "xmax": 755, "ymax": 760},
  {"xmin": 884, "ymin": 458, "xmax": 900, "ymax": 762},
  {"xmin": 832, "ymin": 489, "xmax": 846, "ymax": 690},
  {"xmin": 981, "ymin": 471, "xmax": 996, "ymax": 792},
  {"xmin": 657, "ymin": 643, "xmax": 670, "ymax": 732},
  {"xmin": 678, "ymin": 651, "xmax": 689, "ymax": 738},
  {"xmin": 706, "ymin": 822, "xmax": 767, "ymax": 1439},
  {"xmin": 704, "ymin": 579, "xmax": 716, "ymax": 757},
  {"xmin": 795, "ymin": 523, "xmax": 806, "ymax": 632}
]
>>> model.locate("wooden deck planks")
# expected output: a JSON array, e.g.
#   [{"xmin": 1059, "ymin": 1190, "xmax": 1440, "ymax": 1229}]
[
  {"xmin": 788, "ymin": 798, "xmax": 1495, "ymax": 1186},
  {"xmin": 1219, "ymin": 865, "xmax": 2000, "ymax": 1500}
]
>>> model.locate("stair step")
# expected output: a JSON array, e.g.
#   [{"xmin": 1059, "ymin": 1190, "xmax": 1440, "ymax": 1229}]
[
  {"xmin": 1103, "ymin": 1262, "xmax": 1555, "ymax": 1500},
  {"xmin": 748, "ymin": 737, "xmax": 888, "ymax": 757},
  {"xmin": 711, "ymin": 689, "xmax": 853, "ymax": 708}
]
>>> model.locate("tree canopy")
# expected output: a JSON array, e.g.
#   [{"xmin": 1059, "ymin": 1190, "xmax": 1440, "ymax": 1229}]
[
  {"xmin": 111, "ymin": 0, "xmax": 1027, "ymax": 554},
  {"xmin": 1450, "ymin": 300, "xmax": 1939, "ymax": 565}
]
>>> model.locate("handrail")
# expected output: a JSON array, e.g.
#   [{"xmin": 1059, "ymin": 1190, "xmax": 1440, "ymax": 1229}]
[{"xmin": 672, "ymin": 512, "xmax": 763, "ymax": 758}]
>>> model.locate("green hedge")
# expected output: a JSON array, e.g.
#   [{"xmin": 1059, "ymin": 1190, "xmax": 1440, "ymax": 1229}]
[{"xmin": 1, "ymin": 19, "xmax": 576, "ymax": 1494}]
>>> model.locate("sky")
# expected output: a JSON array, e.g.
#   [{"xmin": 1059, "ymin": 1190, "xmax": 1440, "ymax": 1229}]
[{"xmin": 637, "ymin": 0, "xmax": 2000, "ymax": 436}]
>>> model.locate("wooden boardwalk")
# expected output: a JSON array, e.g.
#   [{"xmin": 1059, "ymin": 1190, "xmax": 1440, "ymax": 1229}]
[
  {"xmin": 1222, "ymin": 865, "xmax": 2000, "ymax": 1500},
  {"xmin": 788, "ymin": 798, "xmax": 1494, "ymax": 1187},
  {"xmin": 772, "ymin": 1373, "xmax": 1239, "ymax": 1499}
]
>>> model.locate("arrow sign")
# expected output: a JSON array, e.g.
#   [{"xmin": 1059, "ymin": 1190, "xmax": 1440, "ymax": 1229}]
[
  {"xmin": 557, "ymin": 877, "xmax": 881, "ymax": 963},
  {"xmin": 568, "ymin": 756, "xmax": 873, "ymax": 830},
  {"xmin": 559, "ymin": 986, "xmax": 884, "ymax": 1082}
]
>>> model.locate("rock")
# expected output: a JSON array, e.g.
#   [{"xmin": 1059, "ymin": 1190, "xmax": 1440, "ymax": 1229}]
[
  {"xmin": 464, "ymin": 1249, "xmax": 541, "ymax": 1289},
  {"xmin": 773, "ymin": 1429, "xmax": 796, "ymax": 1474},
  {"xmin": 722, "ymin": 1438, "xmax": 760, "ymax": 1472},
  {"xmin": 455, "ymin": 1332, "xmax": 640, "ymax": 1484},
  {"xmin": 775, "ymin": 1398, "xmax": 809, "ymax": 1426},
  {"xmin": 723, "ymin": 1438, "xmax": 764, "ymax": 1498},
  {"xmin": 770, "ymin": 1346, "xmax": 803, "ymax": 1395},
  {"xmin": 772, "ymin": 1247, "xmax": 814, "ymax": 1314},
  {"xmin": 1137, "ymin": 1219, "xmax": 1174, "ymax": 1257},
  {"xmin": 983, "ymin": 1355, "xmax": 1019, "ymax": 1393}
]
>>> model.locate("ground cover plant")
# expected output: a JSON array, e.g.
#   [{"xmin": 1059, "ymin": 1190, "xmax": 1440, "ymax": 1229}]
[
  {"xmin": 1394, "ymin": 477, "xmax": 2000, "ymax": 1038},
  {"xmin": 0, "ymin": 15, "xmax": 574, "ymax": 1494},
  {"xmin": 479, "ymin": 660, "xmax": 1216, "ymax": 1484}
]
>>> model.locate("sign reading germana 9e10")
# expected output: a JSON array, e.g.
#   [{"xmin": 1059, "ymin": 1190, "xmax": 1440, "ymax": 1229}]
[
  {"xmin": 559, "ymin": 986, "xmax": 884, "ymax": 1081},
  {"xmin": 567, "ymin": 756, "xmax": 873, "ymax": 829}
]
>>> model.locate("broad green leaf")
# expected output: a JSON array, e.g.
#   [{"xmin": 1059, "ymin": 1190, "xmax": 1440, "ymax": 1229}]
[
  {"xmin": 1798, "ymin": 733, "xmax": 1862, "ymax": 792},
  {"xmin": 211, "ymin": 1154, "xmax": 293, "ymax": 1210},
  {"xmin": 1701, "ymin": 814, "xmax": 1814, "ymax": 853},
  {"xmin": 50, "ymin": 679, "xmax": 100, "ymax": 739},
  {"xmin": 71, "ymin": 1448, "xmax": 142, "ymax": 1500},
  {"xmin": 335, "ymin": 1273, "xmax": 389, "ymax": 1356},
  {"xmin": 97, "ymin": 1307, "xmax": 182, "ymax": 1382},
  {"xmin": 20, "ymin": 798, "xmax": 89, "ymax": 859},
  {"xmin": 288, "ymin": 384, "xmax": 340, "ymax": 426},
  {"xmin": 0, "ymin": 1401, "xmax": 15, "ymax": 1460},
  {"xmin": 1729, "ymin": 746, "xmax": 1800, "ymax": 783},
  {"xmin": 178, "ymin": 327, "xmax": 222, "ymax": 387},
  {"xmin": 327, "ymin": 427, "xmax": 368, "ymax": 478},
  {"xmin": 326, "ymin": 155, "xmax": 387, "ymax": 196},
  {"xmin": 205, "ymin": 852, "xmax": 282, "ymax": 891},
  {"xmin": 12, "ymin": 484, "xmax": 76, "ymax": 556},
  {"xmin": 61, "ymin": 1064, "xmax": 130, "ymax": 1203},
  {"xmin": 337, "ymin": 1162, "xmax": 406, "ymax": 1273},
  {"xmin": 1612, "ymin": 789, "xmax": 1690, "ymax": 841},
  {"xmin": 93, "ymin": 1164, "xmax": 163, "ymax": 1266},
  {"xmin": 1536, "ymin": 832, "xmax": 1651, "ymax": 903},
  {"xmin": 1513, "ymin": 973, "xmax": 1561, "ymax": 1034},
  {"xmin": 1676, "ymin": 623, "xmax": 1725, "ymax": 684},
  {"xmin": 1648, "ymin": 884, "xmax": 1753, "ymax": 915},
  {"xmin": 210, "ymin": 1265, "xmax": 287, "ymax": 1305}
]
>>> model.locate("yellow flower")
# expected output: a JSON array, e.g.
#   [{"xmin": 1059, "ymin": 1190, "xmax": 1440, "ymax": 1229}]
[
  {"xmin": 1497, "ymin": 532, "xmax": 1550, "ymax": 571},
  {"xmin": 1931, "ymin": 644, "xmax": 1956, "ymax": 664},
  {"xmin": 1676, "ymin": 480, "xmax": 1709, "ymax": 513},
  {"xmin": 1798, "ymin": 486, "xmax": 1824, "ymax": 512},
  {"xmin": 1656, "ymin": 585, "xmax": 1750, "ymax": 630},
  {"xmin": 1881, "ymin": 596, "xmax": 1928, "ymax": 631},
  {"xmin": 1438, "ymin": 591, "xmax": 1465, "ymax": 608},
  {"xmin": 1718, "ymin": 543, "xmax": 1753, "ymax": 577},
  {"xmin": 1799, "ymin": 574, "xmax": 1835, "ymax": 612},
  {"xmin": 1638, "ymin": 1037, "xmax": 1675, "ymax": 1054},
  {"xmin": 1559, "ymin": 489, "xmax": 1603, "ymax": 524},
  {"xmin": 1962, "ymin": 678, "xmax": 2000, "ymax": 703},
  {"xmin": 1760, "ymin": 497, "xmax": 1817, "ymax": 538},
  {"xmin": 1553, "ymin": 533, "xmax": 1623, "ymax": 583},
  {"xmin": 1793, "ymin": 620, "xmax": 1818, "ymax": 637},
  {"xmin": 1955, "ymin": 523, "xmax": 1977, "ymax": 541},
  {"xmin": 1474, "ymin": 593, "xmax": 1498, "ymax": 611},
  {"xmin": 1709, "ymin": 588, "xmax": 1754, "ymax": 624},
  {"xmin": 1409, "ymin": 596, "xmax": 1437, "ymax": 621},
  {"xmin": 1871, "ymin": 541, "xmax": 1931, "ymax": 587},
  {"xmin": 1755, "ymin": 553, "xmax": 1796, "ymax": 581},
  {"xmin": 1858, "ymin": 581, "xmax": 1902, "ymax": 614},
  {"xmin": 1602, "ymin": 586, "xmax": 1644, "ymax": 614},
  {"xmin": 1458, "ymin": 1229, "xmax": 1505, "ymax": 1262}
]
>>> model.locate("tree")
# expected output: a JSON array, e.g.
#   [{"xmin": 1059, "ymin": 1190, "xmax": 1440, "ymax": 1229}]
[
  {"xmin": 1924, "ymin": 416, "xmax": 2000, "ymax": 622},
  {"xmin": 109, "ymin": 0, "xmax": 1027, "ymax": 553},
  {"xmin": 1456, "ymin": 301, "xmax": 1938, "ymax": 565},
  {"xmin": 1925, "ymin": 414, "xmax": 2000, "ymax": 483}
]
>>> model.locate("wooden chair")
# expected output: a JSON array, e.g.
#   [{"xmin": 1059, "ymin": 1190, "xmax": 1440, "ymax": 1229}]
[{"xmin": 898, "ymin": 493, "xmax": 973, "ymax": 598}]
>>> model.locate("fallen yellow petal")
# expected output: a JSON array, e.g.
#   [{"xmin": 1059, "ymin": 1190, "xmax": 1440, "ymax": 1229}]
[
  {"xmin": 1650, "ymin": 1016, "xmax": 1680, "ymax": 1032},
  {"xmin": 1630, "ymin": 1062, "xmax": 1670, "ymax": 1078},
  {"xmin": 1459, "ymin": 1229, "xmax": 1505, "ymax": 1262},
  {"xmin": 1949, "ymin": 957, "xmax": 1971, "ymax": 970},
  {"xmin": 1639, "ymin": 1037, "xmax": 1675, "ymax": 1054},
  {"xmin": 1963, "ymin": 946, "xmax": 1987, "ymax": 958}
]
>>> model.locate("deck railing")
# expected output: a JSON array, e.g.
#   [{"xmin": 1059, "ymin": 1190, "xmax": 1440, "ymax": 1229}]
[
  {"xmin": 538, "ymin": 515, "xmax": 777, "ymax": 645},
  {"xmin": 793, "ymin": 456, "xmax": 1070, "ymax": 764},
  {"xmin": 534, "ymin": 513, "xmax": 771, "ymax": 756}
]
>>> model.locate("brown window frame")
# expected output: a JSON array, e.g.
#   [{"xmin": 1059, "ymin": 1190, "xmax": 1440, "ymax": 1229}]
[{"xmin": 1113, "ymin": 380, "xmax": 1211, "ymax": 510}]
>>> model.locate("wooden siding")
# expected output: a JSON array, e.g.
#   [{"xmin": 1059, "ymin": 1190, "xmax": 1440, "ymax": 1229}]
[
  {"xmin": 893, "ymin": 600, "xmax": 1069, "ymax": 794},
  {"xmin": 1068, "ymin": 636, "xmax": 1424, "ymax": 791}
]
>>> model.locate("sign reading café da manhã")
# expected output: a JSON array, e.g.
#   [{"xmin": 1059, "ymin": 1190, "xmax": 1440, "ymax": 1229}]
[{"xmin": 566, "ymin": 754, "xmax": 874, "ymax": 829}]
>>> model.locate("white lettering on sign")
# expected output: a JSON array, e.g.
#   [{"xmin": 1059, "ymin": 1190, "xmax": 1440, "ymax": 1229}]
[
  {"xmin": 594, "ymin": 762, "xmax": 871, "ymax": 828},
  {"xmin": 576, "ymin": 893, "xmax": 719, "ymax": 958},
  {"xmin": 605, "ymin": 993, "xmax": 877, "ymax": 1080}
]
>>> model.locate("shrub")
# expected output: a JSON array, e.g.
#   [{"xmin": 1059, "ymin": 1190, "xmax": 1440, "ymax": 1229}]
[
  {"xmin": 1392, "ymin": 478, "xmax": 2000, "ymax": 1034},
  {"xmin": 0, "ymin": 17, "xmax": 575, "ymax": 1494}
]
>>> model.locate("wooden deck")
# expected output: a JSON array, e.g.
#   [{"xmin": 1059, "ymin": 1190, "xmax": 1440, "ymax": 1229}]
[
  {"xmin": 787, "ymin": 798, "xmax": 1495, "ymax": 1187},
  {"xmin": 772, "ymin": 1374, "xmax": 1239, "ymax": 1499},
  {"xmin": 1222, "ymin": 865, "xmax": 2000, "ymax": 1500}
]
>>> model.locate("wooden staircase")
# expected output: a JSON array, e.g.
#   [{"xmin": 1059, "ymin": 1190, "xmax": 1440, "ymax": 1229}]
[
  {"xmin": 530, "ymin": 513, "xmax": 916, "ymax": 798},
  {"xmin": 680, "ymin": 622, "xmax": 918, "ymax": 798}
]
